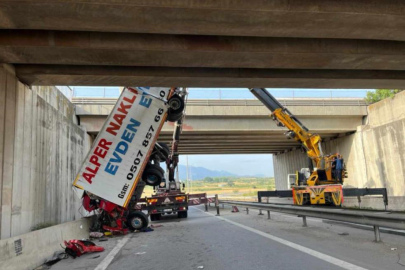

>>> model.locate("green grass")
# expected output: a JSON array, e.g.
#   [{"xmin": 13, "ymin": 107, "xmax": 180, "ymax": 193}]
[{"xmin": 142, "ymin": 177, "xmax": 275, "ymax": 199}]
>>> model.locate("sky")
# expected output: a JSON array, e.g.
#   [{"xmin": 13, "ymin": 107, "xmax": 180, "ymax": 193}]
[{"xmin": 66, "ymin": 87, "xmax": 372, "ymax": 177}]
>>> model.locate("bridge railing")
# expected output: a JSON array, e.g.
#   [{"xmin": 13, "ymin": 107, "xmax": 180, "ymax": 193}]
[
  {"xmin": 72, "ymin": 98, "xmax": 368, "ymax": 106},
  {"xmin": 68, "ymin": 87, "xmax": 373, "ymax": 100}
]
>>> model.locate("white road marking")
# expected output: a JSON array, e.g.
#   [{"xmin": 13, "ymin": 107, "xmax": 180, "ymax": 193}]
[
  {"xmin": 195, "ymin": 207, "xmax": 368, "ymax": 270},
  {"xmin": 94, "ymin": 234, "xmax": 132, "ymax": 270}
]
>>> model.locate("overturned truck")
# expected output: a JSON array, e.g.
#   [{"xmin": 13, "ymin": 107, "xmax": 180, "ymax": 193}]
[{"xmin": 73, "ymin": 87, "xmax": 186, "ymax": 233}]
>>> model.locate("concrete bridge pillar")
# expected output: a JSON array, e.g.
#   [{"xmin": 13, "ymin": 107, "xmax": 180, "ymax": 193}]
[
  {"xmin": 0, "ymin": 64, "xmax": 89, "ymax": 239},
  {"xmin": 0, "ymin": 64, "xmax": 18, "ymax": 239}
]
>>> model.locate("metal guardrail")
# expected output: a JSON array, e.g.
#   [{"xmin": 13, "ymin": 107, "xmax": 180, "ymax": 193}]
[
  {"xmin": 72, "ymin": 98, "xmax": 368, "ymax": 107},
  {"xmin": 216, "ymin": 200, "xmax": 405, "ymax": 242}
]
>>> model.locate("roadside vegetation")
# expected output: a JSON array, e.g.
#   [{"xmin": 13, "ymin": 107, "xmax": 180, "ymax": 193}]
[
  {"xmin": 143, "ymin": 176, "xmax": 275, "ymax": 199},
  {"xmin": 366, "ymin": 89, "xmax": 403, "ymax": 103}
]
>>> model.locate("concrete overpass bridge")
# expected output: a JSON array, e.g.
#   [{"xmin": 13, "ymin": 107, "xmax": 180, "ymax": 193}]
[
  {"xmin": 2, "ymin": 1, "xmax": 405, "ymax": 88},
  {"xmin": 74, "ymin": 98, "xmax": 367, "ymax": 154},
  {"xmin": 1, "ymin": 0, "xmax": 405, "ymax": 245}
]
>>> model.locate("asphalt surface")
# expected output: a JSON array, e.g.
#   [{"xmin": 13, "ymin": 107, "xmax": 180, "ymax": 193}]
[{"xmin": 49, "ymin": 205, "xmax": 405, "ymax": 270}]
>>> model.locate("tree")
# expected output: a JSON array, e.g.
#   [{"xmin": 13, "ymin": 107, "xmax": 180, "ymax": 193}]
[
  {"xmin": 227, "ymin": 180, "xmax": 235, "ymax": 187},
  {"xmin": 365, "ymin": 89, "xmax": 403, "ymax": 103},
  {"xmin": 203, "ymin": 177, "xmax": 214, "ymax": 183}
]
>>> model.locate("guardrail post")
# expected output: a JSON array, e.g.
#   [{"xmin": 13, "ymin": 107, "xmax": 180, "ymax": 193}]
[
  {"xmin": 302, "ymin": 216, "xmax": 308, "ymax": 227},
  {"xmin": 267, "ymin": 210, "xmax": 271, "ymax": 219},
  {"xmin": 215, "ymin": 194, "xmax": 220, "ymax": 216},
  {"xmin": 258, "ymin": 209, "xmax": 264, "ymax": 215},
  {"xmin": 373, "ymin": 226, "xmax": 381, "ymax": 242},
  {"xmin": 246, "ymin": 208, "xmax": 249, "ymax": 214},
  {"xmin": 357, "ymin": 196, "xmax": 362, "ymax": 208},
  {"xmin": 205, "ymin": 203, "xmax": 208, "ymax": 212}
]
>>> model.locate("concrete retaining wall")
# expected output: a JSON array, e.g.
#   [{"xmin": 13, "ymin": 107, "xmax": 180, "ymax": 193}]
[
  {"xmin": 0, "ymin": 65, "xmax": 89, "ymax": 239},
  {"xmin": 0, "ymin": 217, "xmax": 92, "ymax": 270},
  {"xmin": 273, "ymin": 91, "xmax": 405, "ymax": 210}
]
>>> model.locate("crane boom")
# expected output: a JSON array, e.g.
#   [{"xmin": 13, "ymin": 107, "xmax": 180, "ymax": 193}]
[{"xmin": 249, "ymin": 88, "xmax": 323, "ymax": 167}]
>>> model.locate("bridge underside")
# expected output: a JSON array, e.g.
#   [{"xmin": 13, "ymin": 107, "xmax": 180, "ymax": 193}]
[
  {"xmin": 77, "ymin": 98, "xmax": 365, "ymax": 154},
  {"xmin": 2, "ymin": 1, "xmax": 405, "ymax": 88},
  {"xmin": 156, "ymin": 131, "xmax": 341, "ymax": 155},
  {"xmin": 86, "ymin": 130, "xmax": 342, "ymax": 155}
]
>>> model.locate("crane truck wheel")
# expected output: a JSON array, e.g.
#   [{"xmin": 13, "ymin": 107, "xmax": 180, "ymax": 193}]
[
  {"xmin": 142, "ymin": 164, "xmax": 164, "ymax": 186},
  {"xmin": 126, "ymin": 211, "xmax": 149, "ymax": 231}
]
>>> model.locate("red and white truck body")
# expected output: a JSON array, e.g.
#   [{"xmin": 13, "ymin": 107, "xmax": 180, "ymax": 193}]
[{"xmin": 74, "ymin": 87, "xmax": 171, "ymax": 207}]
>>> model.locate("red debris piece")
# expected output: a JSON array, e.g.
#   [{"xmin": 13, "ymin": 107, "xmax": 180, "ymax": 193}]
[{"xmin": 63, "ymin": 240, "xmax": 104, "ymax": 258}]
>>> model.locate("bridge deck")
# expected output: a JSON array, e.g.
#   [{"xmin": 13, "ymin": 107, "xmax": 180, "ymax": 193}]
[{"xmin": 75, "ymin": 98, "xmax": 366, "ymax": 154}]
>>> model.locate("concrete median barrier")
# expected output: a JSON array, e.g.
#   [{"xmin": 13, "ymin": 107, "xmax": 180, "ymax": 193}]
[{"xmin": 0, "ymin": 217, "xmax": 92, "ymax": 270}]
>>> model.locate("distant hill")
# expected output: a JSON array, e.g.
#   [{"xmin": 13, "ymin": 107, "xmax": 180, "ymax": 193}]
[{"xmin": 178, "ymin": 165, "xmax": 237, "ymax": 180}]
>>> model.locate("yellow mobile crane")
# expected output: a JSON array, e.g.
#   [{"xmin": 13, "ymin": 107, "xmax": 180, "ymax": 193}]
[{"xmin": 250, "ymin": 88, "xmax": 387, "ymax": 207}]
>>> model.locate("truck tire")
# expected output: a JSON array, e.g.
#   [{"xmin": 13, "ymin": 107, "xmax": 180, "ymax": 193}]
[
  {"xmin": 167, "ymin": 95, "xmax": 184, "ymax": 122},
  {"xmin": 126, "ymin": 211, "xmax": 149, "ymax": 231},
  {"xmin": 156, "ymin": 142, "xmax": 170, "ymax": 160},
  {"xmin": 167, "ymin": 110, "xmax": 183, "ymax": 122},
  {"xmin": 142, "ymin": 164, "xmax": 164, "ymax": 186}
]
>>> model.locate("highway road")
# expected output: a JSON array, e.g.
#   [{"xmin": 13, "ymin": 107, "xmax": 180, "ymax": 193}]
[{"xmin": 50, "ymin": 206, "xmax": 405, "ymax": 270}]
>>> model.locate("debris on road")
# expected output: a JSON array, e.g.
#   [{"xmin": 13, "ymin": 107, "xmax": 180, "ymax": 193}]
[
  {"xmin": 99, "ymin": 238, "xmax": 108, "ymax": 242},
  {"xmin": 92, "ymin": 255, "xmax": 101, "ymax": 259},
  {"xmin": 197, "ymin": 266, "xmax": 204, "ymax": 269},
  {"xmin": 338, "ymin": 232, "xmax": 349, "ymax": 236},
  {"xmin": 44, "ymin": 251, "xmax": 68, "ymax": 266},
  {"xmin": 90, "ymin": 232, "xmax": 104, "ymax": 238},
  {"xmin": 64, "ymin": 239, "xmax": 105, "ymax": 258},
  {"xmin": 151, "ymin": 224, "xmax": 163, "ymax": 228},
  {"xmin": 391, "ymin": 247, "xmax": 398, "ymax": 251},
  {"xmin": 136, "ymin": 252, "xmax": 146, "ymax": 255},
  {"xmin": 140, "ymin": 226, "xmax": 154, "ymax": 232}
]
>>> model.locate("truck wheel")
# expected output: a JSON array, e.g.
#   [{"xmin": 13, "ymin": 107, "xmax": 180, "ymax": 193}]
[
  {"xmin": 156, "ymin": 142, "xmax": 170, "ymax": 160},
  {"xmin": 126, "ymin": 211, "xmax": 149, "ymax": 231},
  {"xmin": 167, "ymin": 95, "xmax": 184, "ymax": 122},
  {"xmin": 167, "ymin": 111, "xmax": 183, "ymax": 122},
  {"xmin": 142, "ymin": 164, "xmax": 164, "ymax": 186}
]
